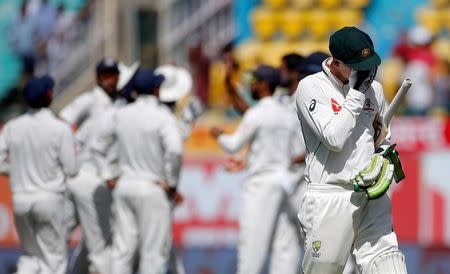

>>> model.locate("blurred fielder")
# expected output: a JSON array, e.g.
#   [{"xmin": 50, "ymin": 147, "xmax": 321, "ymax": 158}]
[
  {"xmin": 211, "ymin": 65, "xmax": 301, "ymax": 274},
  {"xmin": 155, "ymin": 64, "xmax": 204, "ymax": 274},
  {"xmin": 59, "ymin": 58, "xmax": 137, "ymax": 274},
  {"xmin": 91, "ymin": 69, "xmax": 184, "ymax": 274},
  {"xmin": 296, "ymin": 27, "xmax": 407, "ymax": 274},
  {"xmin": 0, "ymin": 76, "xmax": 78, "ymax": 274}
]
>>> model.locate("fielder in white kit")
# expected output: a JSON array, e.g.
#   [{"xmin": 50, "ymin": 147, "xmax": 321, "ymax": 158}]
[
  {"xmin": 59, "ymin": 58, "xmax": 136, "ymax": 274},
  {"xmin": 155, "ymin": 64, "xmax": 204, "ymax": 274},
  {"xmin": 295, "ymin": 27, "xmax": 407, "ymax": 274},
  {"xmin": 0, "ymin": 76, "xmax": 78, "ymax": 274},
  {"xmin": 211, "ymin": 65, "xmax": 302, "ymax": 274},
  {"xmin": 91, "ymin": 69, "xmax": 184, "ymax": 274}
]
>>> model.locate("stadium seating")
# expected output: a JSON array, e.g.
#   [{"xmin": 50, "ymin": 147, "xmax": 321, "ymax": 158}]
[
  {"xmin": 416, "ymin": 8, "xmax": 441, "ymax": 34},
  {"xmin": 331, "ymin": 9, "xmax": 363, "ymax": 30},
  {"xmin": 250, "ymin": 7, "xmax": 279, "ymax": 40},
  {"xmin": 263, "ymin": 0, "xmax": 288, "ymax": 9},
  {"xmin": 345, "ymin": 0, "xmax": 370, "ymax": 9},
  {"xmin": 278, "ymin": 10, "xmax": 306, "ymax": 40},
  {"xmin": 292, "ymin": 0, "xmax": 314, "ymax": 9},
  {"xmin": 235, "ymin": 0, "xmax": 376, "ymax": 71},
  {"xmin": 319, "ymin": 0, "xmax": 341, "ymax": 9},
  {"xmin": 307, "ymin": 9, "xmax": 331, "ymax": 39}
]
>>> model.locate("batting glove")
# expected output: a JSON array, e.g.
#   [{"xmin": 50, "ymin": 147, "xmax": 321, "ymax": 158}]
[{"xmin": 349, "ymin": 67, "xmax": 377, "ymax": 93}]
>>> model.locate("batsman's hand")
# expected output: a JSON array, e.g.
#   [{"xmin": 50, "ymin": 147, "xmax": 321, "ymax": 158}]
[
  {"xmin": 210, "ymin": 127, "xmax": 224, "ymax": 139},
  {"xmin": 349, "ymin": 67, "xmax": 377, "ymax": 93}
]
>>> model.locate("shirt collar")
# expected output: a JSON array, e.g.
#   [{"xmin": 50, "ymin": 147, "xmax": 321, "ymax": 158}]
[
  {"xmin": 93, "ymin": 86, "xmax": 114, "ymax": 104},
  {"xmin": 322, "ymin": 57, "xmax": 348, "ymax": 91},
  {"xmin": 28, "ymin": 108, "xmax": 53, "ymax": 117},
  {"xmin": 136, "ymin": 94, "xmax": 158, "ymax": 104}
]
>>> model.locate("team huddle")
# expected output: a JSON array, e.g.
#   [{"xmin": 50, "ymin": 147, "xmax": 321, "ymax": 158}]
[{"xmin": 0, "ymin": 26, "xmax": 407, "ymax": 274}]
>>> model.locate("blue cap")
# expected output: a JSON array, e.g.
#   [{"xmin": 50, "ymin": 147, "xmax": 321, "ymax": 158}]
[
  {"xmin": 133, "ymin": 69, "xmax": 165, "ymax": 95},
  {"xmin": 252, "ymin": 65, "xmax": 281, "ymax": 92},
  {"xmin": 24, "ymin": 75, "xmax": 55, "ymax": 108},
  {"xmin": 96, "ymin": 58, "xmax": 119, "ymax": 75},
  {"xmin": 299, "ymin": 52, "xmax": 330, "ymax": 75}
]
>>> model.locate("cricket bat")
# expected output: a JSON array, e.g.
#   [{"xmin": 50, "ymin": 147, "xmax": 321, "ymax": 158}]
[{"xmin": 374, "ymin": 79, "xmax": 412, "ymax": 147}]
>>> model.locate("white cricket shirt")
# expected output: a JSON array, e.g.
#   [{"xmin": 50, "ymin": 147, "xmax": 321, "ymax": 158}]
[
  {"xmin": 295, "ymin": 58, "xmax": 390, "ymax": 185},
  {"xmin": 91, "ymin": 95, "xmax": 184, "ymax": 187},
  {"xmin": 0, "ymin": 109, "xmax": 78, "ymax": 193},
  {"xmin": 218, "ymin": 96, "xmax": 300, "ymax": 176}
]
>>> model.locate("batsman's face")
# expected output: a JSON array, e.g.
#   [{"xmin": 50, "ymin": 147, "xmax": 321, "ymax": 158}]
[
  {"xmin": 97, "ymin": 72, "xmax": 119, "ymax": 96},
  {"xmin": 330, "ymin": 59, "xmax": 351, "ymax": 84}
]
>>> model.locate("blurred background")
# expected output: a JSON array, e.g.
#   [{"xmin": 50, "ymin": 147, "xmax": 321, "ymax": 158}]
[{"xmin": 0, "ymin": 0, "xmax": 449, "ymax": 273}]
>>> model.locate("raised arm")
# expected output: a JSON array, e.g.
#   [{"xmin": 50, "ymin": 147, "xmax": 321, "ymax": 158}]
[{"xmin": 216, "ymin": 111, "xmax": 257, "ymax": 154}]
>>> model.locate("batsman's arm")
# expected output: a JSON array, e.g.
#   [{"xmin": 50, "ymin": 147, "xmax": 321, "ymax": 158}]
[
  {"xmin": 160, "ymin": 114, "xmax": 184, "ymax": 189},
  {"xmin": 295, "ymin": 79, "xmax": 365, "ymax": 152},
  {"xmin": 216, "ymin": 110, "xmax": 257, "ymax": 154}
]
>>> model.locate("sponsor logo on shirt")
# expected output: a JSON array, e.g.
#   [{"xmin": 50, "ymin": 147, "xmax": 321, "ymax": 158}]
[
  {"xmin": 309, "ymin": 99, "xmax": 317, "ymax": 112},
  {"xmin": 331, "ymin": 98, "xmax": 342, "ymax": 113},
  {"xmin": 363, "ymin": 98, "xmax": 375, "ymax": 114},
  {"xmin": 312, "ymin": 240, "xmax": 321, "ymax": 258}
]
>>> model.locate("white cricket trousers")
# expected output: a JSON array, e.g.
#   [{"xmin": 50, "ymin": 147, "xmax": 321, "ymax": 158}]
[
  {"xmin": 298, "ymin": 183, "xmax": 407, "ymax": 274},
  {"xmin": 237, "ymin": 173, "xmax": 301, "ymax": 274},
  {"xmin": 111, "ymin": 177, "xmax": 172, "ymax": 274},
  {"xmin": 67, "ymin": 165, "xmax": 113, "ymax": 274},
  {"xmin": 12, "ymin": 192, "xmax": 67, "ymax": 274}
]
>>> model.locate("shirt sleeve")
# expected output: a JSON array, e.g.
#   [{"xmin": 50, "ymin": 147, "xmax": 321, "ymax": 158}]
[
  {"xmin": 217, "ymin": 110, "xmax": 257, "ymax": 154},
  {"xmin": 0, "ymin": 125, "xmax": 10, "ymax": 174},
  {"xmin": 90, "ymin": 110, "xmax": 119, "ymax": 181},
  {"xmin": 59, "ymin": 93, "xmax": 92, "ymax": 126},
  {"xmin": 160, "ymin": 114, "xmax": 184, "ymax": 188},
  {"xmin": 295, "ymin": 77, "xmax": 366, "ymax": 152},
  {"xmin": 59, "ymin": 125, "xmax": 79, "ymax": 177}
]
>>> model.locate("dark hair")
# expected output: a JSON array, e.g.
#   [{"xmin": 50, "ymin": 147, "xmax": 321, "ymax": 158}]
[{"xmin": 282, "ymin": 53, "xmax": 305, "ymax": 71}]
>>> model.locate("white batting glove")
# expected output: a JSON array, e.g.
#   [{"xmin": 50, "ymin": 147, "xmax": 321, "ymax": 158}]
[{"xmin": 349, "ymin": 67, "xmax": 377, "ymax": 93}]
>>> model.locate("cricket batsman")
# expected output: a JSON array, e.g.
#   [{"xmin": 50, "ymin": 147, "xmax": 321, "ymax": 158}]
[
  {"xmin": 295, "ymin": 26, "xmax": 407, "ymax": 274},
  {"xmin": 0, "ymin": 76, "xmax": 78, "ymax": 274},
  {"xmin": 211, "ymin": 65, "xmax": 302, "ymax": 274},
  {"xmin": 91, "ymin": 68, "xmax": 184, "ymax": 274}
]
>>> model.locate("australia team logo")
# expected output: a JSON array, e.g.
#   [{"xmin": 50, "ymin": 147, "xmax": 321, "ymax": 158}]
[{"xmin": 312, "ymin": 240, "xmax": 321, "ymax": 257}]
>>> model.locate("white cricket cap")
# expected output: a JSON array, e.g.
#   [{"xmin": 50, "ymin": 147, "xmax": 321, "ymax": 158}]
[
  {"xmin": 155, "ymin": 65, "xmax": 193, "ymax": 102},
  {"xmin": 118, "ymin": 61, "xmax": 140, "ymax": 90}
]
